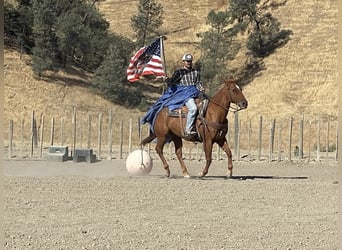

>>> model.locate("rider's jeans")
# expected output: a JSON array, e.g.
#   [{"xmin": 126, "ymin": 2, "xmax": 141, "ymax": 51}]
[{"xmin": 185, "ymin": 98, "xmax": 197, "ymax": 133}]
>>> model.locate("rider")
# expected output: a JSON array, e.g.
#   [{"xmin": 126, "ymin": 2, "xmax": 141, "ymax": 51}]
[{"xmin": 166, "ymin": 53, "xmax": 205, "ymax": 139}]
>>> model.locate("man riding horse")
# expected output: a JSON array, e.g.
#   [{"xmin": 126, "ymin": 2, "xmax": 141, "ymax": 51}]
[{"xmin": 141, "ymin": 53, "xmax": 205, "ymax": 140}]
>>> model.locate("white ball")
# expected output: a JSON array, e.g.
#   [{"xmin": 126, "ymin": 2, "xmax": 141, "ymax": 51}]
[{"xmin": 126, "ymin": 150, "xmax": 153, "ymax": 176}]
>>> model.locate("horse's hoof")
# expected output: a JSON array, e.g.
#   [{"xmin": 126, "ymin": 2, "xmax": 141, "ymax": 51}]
[
  {"xmin": 198, "ymin": 172, "xmax": 205, "ymax": 178},
  {"xmin": 184, "ymin": 174, "xmax": 191, "ymax": 179}
]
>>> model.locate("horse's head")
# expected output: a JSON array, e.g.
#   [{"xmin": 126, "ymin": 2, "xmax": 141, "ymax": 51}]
[{"xmin": 225, "ymin": 80, "xmax": 248, "ymax": 110}]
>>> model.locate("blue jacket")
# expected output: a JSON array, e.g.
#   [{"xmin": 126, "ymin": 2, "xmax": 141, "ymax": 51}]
[{"xmin": 141, "ymin": 84, "xmax": 200, "ymax": 131}]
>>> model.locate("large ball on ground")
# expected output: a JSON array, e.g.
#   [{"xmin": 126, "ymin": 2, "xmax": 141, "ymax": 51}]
[{"xmin": 125, "ymin": 150, "xmax": 153, "ymax": 176}]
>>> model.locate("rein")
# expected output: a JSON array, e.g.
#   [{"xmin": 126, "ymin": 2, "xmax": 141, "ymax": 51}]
[{"xmin": 205, "ymin": 88, "xmax": 242, "ymax": 113}]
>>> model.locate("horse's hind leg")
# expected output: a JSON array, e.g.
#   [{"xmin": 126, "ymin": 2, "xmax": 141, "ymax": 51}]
[
  {"xmin": 155, "ymin": 137, "xmax": 171, "ymax": 177},
  {"xmin": 217, "ymin": 138, "xmax": 233, "ymax": 178},
  {"xmin": 172, "ymin": 137, "xmax": 191, "ymax": 178}
]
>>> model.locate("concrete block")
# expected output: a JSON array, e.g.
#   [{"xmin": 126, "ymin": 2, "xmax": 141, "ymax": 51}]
[
  {"xmin": 47, "ymin": 146, "xmax": 68, "ymax": 162},
  {"xmin": 73, "ymin": 148, "xmax": 96, "ymax": 163}
]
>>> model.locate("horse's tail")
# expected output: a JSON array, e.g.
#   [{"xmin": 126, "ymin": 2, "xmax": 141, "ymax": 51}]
[{"xmin": 140, "ymin": 133, "xmax": 156, "ymax": 146}]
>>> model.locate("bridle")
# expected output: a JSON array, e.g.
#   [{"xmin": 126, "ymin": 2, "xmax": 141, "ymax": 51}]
[{"xmin": 205, "ymin": 85, "xmax": 244, "ymax": 113}]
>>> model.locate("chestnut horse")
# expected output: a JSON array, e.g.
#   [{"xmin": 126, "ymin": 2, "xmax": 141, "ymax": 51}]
[{"xmin": 141, "ymin": 79, "xmax": 248, "ymax": 178}]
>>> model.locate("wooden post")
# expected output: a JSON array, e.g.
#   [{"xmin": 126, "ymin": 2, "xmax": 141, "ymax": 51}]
[
  {"xmin": 326, "ymin": 114, "xmax": 330, "ymax": 158},
  {"xmin": 299, "ymin": 113, "xmax": 304, "ymax": 159},
  {"xmin": 271, "ymin": 119, "xmax": 276, "ymax": 153},
  {"xmin": 72, "ymin": 107, "xmax": 77, "ymax": 156},
  {"xmin": 8, "ymin": 120, "xmax": 13, "ymax": 159},
  {"xmin": 257, "ymin": 116, "xmax": 263, "ymax": 161},
  {"xmin": 98, "ymin": 113, "xmax": 103, "ymax": 159},
  {"xmin": 79, "ymin": 117, "xmax": 83, "ymax": 148},
  {"xmin": 335, "ymin": 121, "xmax": 338, "ymax": 161},
  {"xmin": 39, "ymin": 115, "xmax": 44, "ymax": 158},
  {"xmin": 316, "ymin": 114, "xmax": 320, "ymax": 161},
  {"xmin": 30, "ymin": 111, "xmax": 35, "ymax": 157},
  {"xmin": 61, "ymin": 118, "xmax": 65, "ymax": 145},
  {"xmin": 288, "ymin": 117, "xmax": 293, "ymax": 161},
  {"xmin": 277, "ymin": 123, "xmax": 282, "ymax": 162},
  {"xmin": 20, "ymin": 118, "xmax": 24, "ymax": 158},
  {"xmin": 119, "ymin": 120, "xmax": 123, "ymax": 159},
  {"xmin": 50, "ymin": 117, "xmax": 55, "ymax": 146},
  {"xmin": 108, "ymin": 109, "xmax": 113, "ymax": 160},
  {"xmin": 129, "ymin": 118, "xmax": 133, "ymax": 154},
  {"xmin": 269, "ymin": 121, "xmax": 272, "ymax": 162},
  {"xmin": 308, "ymin": 120, "xmax": 312, "ymax": 162},
  {"xmin": 87, "ymin": 114, "xmax": 91, "ymax": 149},
  {"xmin": 237, "ymin": 120, "xmax": 241, "ymax": 161},
  {"xmin": 234, "ymin": 112, "xmax": 239, "ymax": 158},
  {"xmin": 248, "ymin": 120, "xmax": 252, "ymax": 161}
]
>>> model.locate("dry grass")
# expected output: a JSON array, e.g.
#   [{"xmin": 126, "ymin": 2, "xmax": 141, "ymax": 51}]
[{"xmin": 4, "ymin": 0, "xmax": 338, "ymax": 147}]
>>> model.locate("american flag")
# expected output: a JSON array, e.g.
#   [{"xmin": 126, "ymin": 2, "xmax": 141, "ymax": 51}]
[{"xmin": 127, "ymin": 37, "xmax": 165, "ymax": 82}]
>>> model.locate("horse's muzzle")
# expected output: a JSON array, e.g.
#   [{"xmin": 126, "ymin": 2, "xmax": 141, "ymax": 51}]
[{"xmin": 238, "ymin": 100, "xmax": 248, "ymax": 109}]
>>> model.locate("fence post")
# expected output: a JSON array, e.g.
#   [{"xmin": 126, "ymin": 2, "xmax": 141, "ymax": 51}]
[
  {"xmin": 8, "ymin": 120, "xmax": 13, "ymax": 159},
  {"xmin": 129, "ymin": 118, "xmax": 133, "ymax": 154},
  {"xmin": 258, "ymin": 116, "xmax": 263, "ymax": 161},
  {"xmin": 277, "ymin": 122, "xmax": 282, "ymax": 162},
  {"xmin": 234, "ymin": 112, "xmax": 239, "ymax": 158},
  {"xmin": 79, "ymin": 117, "xmax": 83, "ymax": 148},
  {"xmin": 50, "ymin": 117, "xmax": 54, "ymax": 146},
  {"xmin": 20, "ymin": 118, "xmax": 24, "ymax": 158},
  {"xmin": 108, "ymin": 109, "xmax": 113, "ymax": 160},
  {"xmin": 237, "ymin": 120, "xmax": 241, "ymax": 161},
  {"xmin": 98, "ymin": 113, "xmax": 103, "ymax": 159},
  {"xmin": 61, "ymin": 118, "xmax": 65, "ymax": 146},
  {"xmin": 119, "ymin": 120, "xmax": 123, "ymax": 159},
  {"xmin": 271, "ymin": 119, "xmax": 276, "ymax": 153},
  {"xmin": 316, "ymin": 114, "xmax": 321, "ymax": 161},
  {"xmin": 308, "ymin": 120, "xmax": 312, "ymax": 162},
  {"xmin": 288, "ymin": 117, "xmax": 293, "ymax": 161},
  {"xmin": 269, "ymin": 121, "xmax": 272, "ymax": 162},
  {"xmin": 335, "ymin": 121, "xmax": 338, "ymax": 161},
  {"xmin": 72, "ymin": 107, "xmax": 77, "ymax": 156},
  {"xmin": 326, "ymin": 114, "xmax": 330, "ymax": 158},
  {"xmin": 248, "ymin": 120, "xmax": 252, "ymax": 161},
  {"xmin": 30, "ymin": 111, "xmax": 36, "ymax": 157},
  {"xmin": 299, "ymin": 113, "xmax": 304, "ymax": 159},
  {"xmin": 87, "ymin": 114, "xmax": 91, "ymax": 149},
  {"xmin": 39, "ymin": 115, "xmax": 44, "ymax": 158}
]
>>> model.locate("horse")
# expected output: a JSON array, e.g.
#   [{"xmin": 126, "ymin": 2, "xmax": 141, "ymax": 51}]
[{"xmin": 141, "ymin": 79, "xmax": 248, "ymax": 178}]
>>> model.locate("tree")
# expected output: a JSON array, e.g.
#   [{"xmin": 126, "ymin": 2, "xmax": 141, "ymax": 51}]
[
  {"xmin": 198, "ymin": 10, "xmax": 242, "ymax": 94},
  {"xmin": 198, "ymin": 0, "xmax": 292, "ymax": 89},
  {"xmin": 229, "ymin": 0, "xmax": 292, "ymax": 85},
  {"xmin": 93, "ymin": 37, "xmax": 143, "ymax": 107},
  {"xmin": 31, "ymin": 0, "xmax": 59, "ymax": 76},
  {"xmin": 131, "ymin": 0, "xmax": 163, "ymax": 47},
  {"xmin": 56, "ymin": 2, "xmax": 111, "ymax": 70},
  {"xmin": 4, "ymin": 0, "xmax": 34, "ymax": 54}
]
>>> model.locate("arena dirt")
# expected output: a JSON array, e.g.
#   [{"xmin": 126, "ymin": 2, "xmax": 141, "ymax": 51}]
[{"xmin": 4, "ymin": 159, "xmax": 338, "ymax": 249}]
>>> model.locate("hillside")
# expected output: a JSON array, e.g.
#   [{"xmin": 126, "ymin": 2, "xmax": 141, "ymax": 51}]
[{"xmin": 4, "ymin": 0, "xmax": 338, "ymax": 129}]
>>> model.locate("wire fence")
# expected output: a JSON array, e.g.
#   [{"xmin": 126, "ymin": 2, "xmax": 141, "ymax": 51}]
[{"xmin": 4, "ymin": 108, "xmax": 338, "ymax": 163}]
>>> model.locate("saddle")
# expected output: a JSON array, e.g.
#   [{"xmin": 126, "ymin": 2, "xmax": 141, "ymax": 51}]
[{"xmin": 167, "ymin": 97, "xmax": 209, "ymax": 140}]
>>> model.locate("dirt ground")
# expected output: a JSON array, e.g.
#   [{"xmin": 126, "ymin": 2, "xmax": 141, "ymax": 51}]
[{"xmin": 4, "ymin": 158, "xmax": 338, "ymax": 250}]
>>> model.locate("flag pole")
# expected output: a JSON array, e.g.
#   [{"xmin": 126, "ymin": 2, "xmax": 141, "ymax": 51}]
[
  {"xmin": 160, "ymin": 35, "xmax": 167, "ymax": 76},
  {"xmin": 159, "ymin": 35, "xmax": 167, "ymax": 93}
]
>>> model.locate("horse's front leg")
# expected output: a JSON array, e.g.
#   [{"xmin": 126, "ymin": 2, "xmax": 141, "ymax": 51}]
[
  {"xmin": 155, "ymin": 137, "xmax": 171, "ymax": 177},
  {"xmin": 173, "ymin": 137, "xmax": 191, "ymax": 178},
  {"xmin": 199, "ymin": 140, "xmax": 213, "ymax": 178},
  {"xmin": 217, "ymin": 138, "xmax": 233, "ymax": 178}
]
